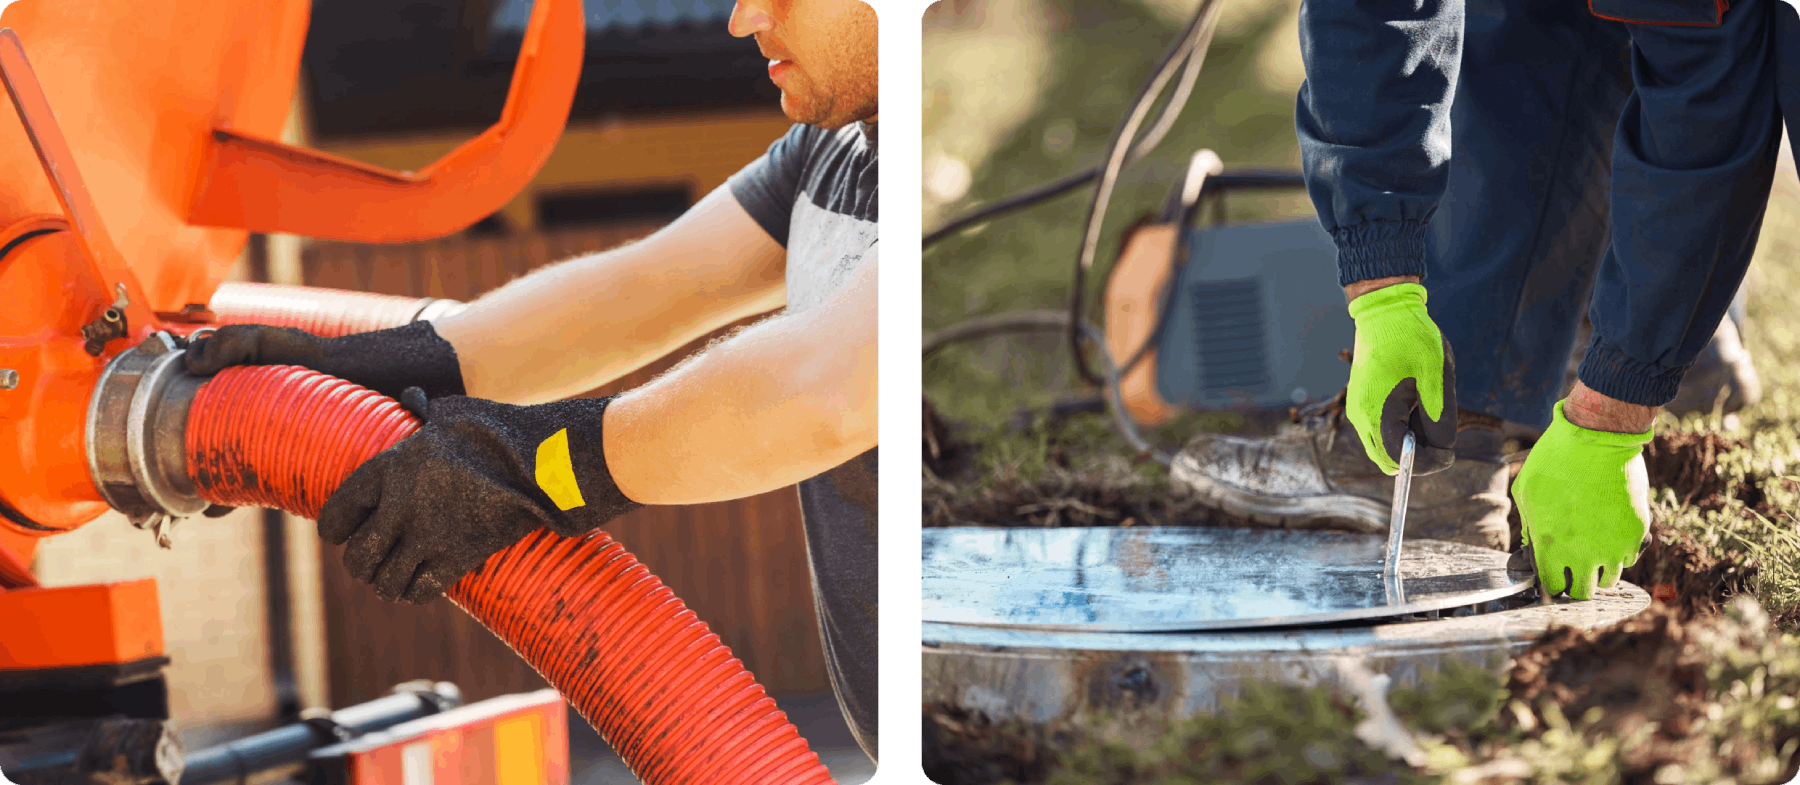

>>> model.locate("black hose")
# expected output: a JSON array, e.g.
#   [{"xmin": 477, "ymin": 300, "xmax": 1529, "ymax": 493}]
[
  {"xmin": 921, "ymin": 309, "xmax": 1171, "ymax": 464},
  {"xmin": 921, "ymin": 0, "xmax": 1212, "ymax": 251},
  {"xmin": 180, "ymin": 684, "xmax": 460, "ymax": 785}
]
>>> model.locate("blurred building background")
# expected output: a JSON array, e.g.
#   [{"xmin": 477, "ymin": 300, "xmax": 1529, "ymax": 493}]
[{"xmin": 32, "ymin": 1, "xmax": 874, "ymax": 781}]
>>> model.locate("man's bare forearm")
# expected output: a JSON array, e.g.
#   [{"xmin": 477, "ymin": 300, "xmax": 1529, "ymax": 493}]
[
  {"xmin": 1564, "ymin": 381, "xmax": 1658, "ymax": 433},
  {"xmin": 1343, "ymin": 274, "xmax": 1422, "ymax": 303},
  {"xmin": 601, "ymin": 251, "xmax": 878, "ymax": 505},
  {"xmin": 431, "ymin": 188, "xmax": 788, "ymax": 404},
  {"xmin": 597, "ymin": 306, "xmax": 871, "ymax": 504}
]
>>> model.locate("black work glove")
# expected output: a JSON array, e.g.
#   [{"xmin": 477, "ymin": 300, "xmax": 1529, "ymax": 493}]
[
  {"xmin": 184, "ymin": 321, "xmax": 466, "ymax": 400},
  {"xmin": 321, "ymin": 388, "xmax": 641, "ymax": 604}
]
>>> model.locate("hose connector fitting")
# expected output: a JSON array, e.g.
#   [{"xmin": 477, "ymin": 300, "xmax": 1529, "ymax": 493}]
[{"xmin": 85, "ymin": 331, "xmax": 207, "ymax": 546}]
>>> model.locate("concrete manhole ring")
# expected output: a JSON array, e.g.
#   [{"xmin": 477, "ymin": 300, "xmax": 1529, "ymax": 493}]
[{"xmin": 922, "ymin": 526, "xmax": 1651, "ymax": 727}]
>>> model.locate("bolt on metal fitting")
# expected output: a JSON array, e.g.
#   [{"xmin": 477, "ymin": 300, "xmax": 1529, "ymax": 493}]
[{"xmin": 0, "ymin": 368, "xmax": 17, "ymax": 389}]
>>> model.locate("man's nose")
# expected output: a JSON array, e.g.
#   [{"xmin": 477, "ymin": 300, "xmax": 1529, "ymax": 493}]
[{"xmin": 723, "ymin": 1, "xmax": 774, "ymax": 37}]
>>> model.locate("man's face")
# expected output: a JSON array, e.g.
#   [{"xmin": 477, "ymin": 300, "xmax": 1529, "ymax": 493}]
[{"xmin": 729, "ymin": 0, "xmax": 878, "ymax": 129}]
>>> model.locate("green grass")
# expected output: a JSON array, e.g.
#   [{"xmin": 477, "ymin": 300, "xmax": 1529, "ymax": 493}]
[{"xmin": 1048, "ymin": 683, "xmax": 1435, "ymax": 785}]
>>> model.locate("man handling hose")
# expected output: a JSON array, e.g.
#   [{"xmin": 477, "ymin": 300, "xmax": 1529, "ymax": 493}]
[
  {"xmin": 1175, "ymin": 0, "xmax": 1780, "ymax": 601},
  {"xmin": 185, "ymin": 0, "xmax": 880, "ymax": 761}
]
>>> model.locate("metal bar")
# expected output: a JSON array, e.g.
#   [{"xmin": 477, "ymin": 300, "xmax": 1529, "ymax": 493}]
[{"xmin": 1382, "ymin": 431, "xmax": 1417, "ymax": 586}]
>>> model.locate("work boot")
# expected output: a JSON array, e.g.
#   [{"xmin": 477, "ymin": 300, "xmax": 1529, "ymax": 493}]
[{"xmin": 1169, "ymin": 406, "xmax": 1512, "ymax": 551}]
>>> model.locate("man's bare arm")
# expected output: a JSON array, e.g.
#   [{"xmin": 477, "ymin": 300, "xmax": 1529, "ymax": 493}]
[
  {"xmin": 601, "ymin": 245, "xmax": 878, "ymax": 505},
  {"xmin": 431, "ymin": 186, "xmax": 788, "ymax": 404}
]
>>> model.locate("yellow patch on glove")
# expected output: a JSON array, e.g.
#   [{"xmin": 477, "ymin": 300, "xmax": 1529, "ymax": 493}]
[{"xmin": 535, "ymin": 429, "xmax": 586, "ymax": 511}]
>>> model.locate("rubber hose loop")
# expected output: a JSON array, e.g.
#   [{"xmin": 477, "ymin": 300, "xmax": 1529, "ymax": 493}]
[
  {"xmin": 184, "ymin": 365, "xmax": 837, "ymax": 785},
  {"xmin": 208, "ymin": 282, "xmax": 437, "ymax": 337}
]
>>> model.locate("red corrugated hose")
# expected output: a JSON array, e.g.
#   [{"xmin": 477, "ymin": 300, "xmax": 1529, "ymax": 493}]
[{"xmin": 184, "ymin": 364, "xmax": 838, "ymax": 785}]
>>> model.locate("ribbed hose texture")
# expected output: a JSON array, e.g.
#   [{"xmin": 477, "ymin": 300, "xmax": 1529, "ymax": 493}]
[
  {"xmin": 208, "ymin": 282, "xmax": 431, "ymax": 337},
  {"xmin": 184, "ymin": 365, "xmax": 837, "ymax": 785}
]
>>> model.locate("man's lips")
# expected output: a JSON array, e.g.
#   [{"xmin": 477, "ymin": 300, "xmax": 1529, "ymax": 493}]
[{"xmin": 768, "ymin": 59, "xmax": 795, "ymax": 84}]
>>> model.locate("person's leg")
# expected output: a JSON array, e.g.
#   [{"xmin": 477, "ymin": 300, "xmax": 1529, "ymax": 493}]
[
  {"xmin": 1765, "ymin": 0, "xmax": 1800, "ymax": 175},
  {"xmin": 1581, "ymin": 0, "xmax": 1781, "ymax": 410},
  {"xmin": 1172, "ymin": 0, "xmax": 1634, "ymax": 550},
  {"xmin": 1428, "ymin": 0, "xmax": 1633, "ymax": 430},
  {"xmin": 1294, "ymin": 0, "xmax": 1460, "ymax": 285},
  {"xmin": 1564, "ymin": 275, "xmax": 1761, "ymax": 425}
]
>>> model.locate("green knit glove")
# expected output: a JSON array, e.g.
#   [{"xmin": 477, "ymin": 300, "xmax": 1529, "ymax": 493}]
[
  {"xmin": 1345, "ymin": 283, "xmax": 1457, "ymax": 476},
  {"xmin": 1513, "ymin": 401, "xmax": 1653, "ymax": 601}
]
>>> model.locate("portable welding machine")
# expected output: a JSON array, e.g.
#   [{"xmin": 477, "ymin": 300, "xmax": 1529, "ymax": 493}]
[{"xmin": 1098, "ymin": 150, "xmax": 1351, "ymax": 430}]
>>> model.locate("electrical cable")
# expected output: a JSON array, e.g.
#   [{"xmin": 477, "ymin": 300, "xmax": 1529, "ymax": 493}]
[
  {"xmin": 921, "ymin": 310, "xmax": 1172, "ymax": 465},
  {"xmin": 1070, "ymin": 0, "xmax": 1224, "ymax": 386},
  {"xmin": 1080, "ymin": 320, "xmax": 1172, "ymax": 465},
  {"xmin": 921, "ymin": 0, "xmax": 1212, "ymax": 251}
]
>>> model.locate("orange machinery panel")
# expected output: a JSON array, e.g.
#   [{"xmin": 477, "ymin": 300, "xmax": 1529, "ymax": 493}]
[
  {"xmin": 0, "ymin": 0, "xmax": 308, "ymax": 313},
  {"xmin": 0, "ymin": 579, "xmax": 163, "ymax": 669},
  {"xmin": 0, "ymin": 0, "xmax": 579, "ymax": 314},
  {"xmin": 0, "ymin": 0, "xmax": 580, "ymax": 539}
]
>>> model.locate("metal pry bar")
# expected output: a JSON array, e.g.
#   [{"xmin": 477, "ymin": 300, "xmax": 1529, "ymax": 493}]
[{"xmin": 1383, "ymin": 430, "xmax": 1417, "ymax": 586}]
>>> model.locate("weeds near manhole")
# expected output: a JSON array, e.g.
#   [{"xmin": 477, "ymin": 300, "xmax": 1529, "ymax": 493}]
[{"xmin": 1046, "ymin": 683, "xmax": 1434, "ymax": 785}]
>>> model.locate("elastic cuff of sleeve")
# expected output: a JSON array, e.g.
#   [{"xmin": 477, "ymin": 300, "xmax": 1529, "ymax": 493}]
[
  {"xmin": 1551, "ymin": 401, "xmax": 1654, "ymax": 447},
  {"xmin": 540, "ymin": 395, "xmax": 644, "ymax": 535},
  {"xmin": 1332, "ymin": 221, "xmax": 1430, "ymax": 287},
  {"xmin": 1574, "ymin": 339, "xmax": 1687, "ymax": 409}
]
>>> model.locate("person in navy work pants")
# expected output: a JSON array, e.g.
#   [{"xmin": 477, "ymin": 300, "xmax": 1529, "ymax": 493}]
[{"xmin": 1176, "ymin": 0, "xmax": 1784, "ymax": 600}]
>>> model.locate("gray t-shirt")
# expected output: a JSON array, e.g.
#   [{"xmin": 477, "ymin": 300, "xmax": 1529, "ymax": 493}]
[{"xmin": 727, "ymin": 121, "xmax": 878, "ymax": 762}]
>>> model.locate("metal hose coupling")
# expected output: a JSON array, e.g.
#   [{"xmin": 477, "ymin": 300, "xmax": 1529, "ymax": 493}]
[{"xmin": 85, "ymin": 331, "xmax": 209, "ymax": 547}]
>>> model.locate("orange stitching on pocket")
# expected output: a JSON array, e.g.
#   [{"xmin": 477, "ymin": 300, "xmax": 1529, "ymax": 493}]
[{"xmin": 1588, "ymin": 0, "xmax": 1725, "ymax": 26}]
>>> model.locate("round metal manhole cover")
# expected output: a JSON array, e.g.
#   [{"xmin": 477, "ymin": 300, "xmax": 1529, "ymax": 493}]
[{"xmin": 922, "ymin": 526, "xmax": 1536, "ymax": 632}]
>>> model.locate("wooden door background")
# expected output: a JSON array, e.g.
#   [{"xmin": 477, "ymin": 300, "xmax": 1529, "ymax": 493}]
[{"xmin": 300, "ymin": 224, "xmax": 830, "ymax": 707}]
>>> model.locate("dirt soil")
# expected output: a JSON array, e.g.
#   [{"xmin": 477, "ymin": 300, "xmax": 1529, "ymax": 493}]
[
  {"xmin": 1506, "ymin": 607, "xmax": 1714, "ymax": 769},
  {"xmin": 1497, "ymin": 598, "xmax": 1800, "ymax": 785},
  {"xmin": 1628, "ymin": 430, "xmax": 1759, "ymax": 618},
  {"xmin": 922, "ymin": 404, "xmax": 1795, "ymax": 784},
  {"xmin": 923, "ymin": 705, "xmax": 1066, "ymax": 785}
]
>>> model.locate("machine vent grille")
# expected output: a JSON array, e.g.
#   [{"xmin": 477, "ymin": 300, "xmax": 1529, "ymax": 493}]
[{"xmin": 1191, "ymin": 277, "xmax": 1270, "ymax": 398}]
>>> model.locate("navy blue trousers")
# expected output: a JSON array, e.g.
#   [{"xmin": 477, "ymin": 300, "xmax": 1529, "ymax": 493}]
[{"xmin": 1298, "ymin": 0, "xmax": 1782, "ymax": 428}]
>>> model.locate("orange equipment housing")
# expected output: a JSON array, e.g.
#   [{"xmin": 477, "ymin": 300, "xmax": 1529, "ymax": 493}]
[{"xmin": 0, "ymin": 0, "xmax": 582, "ymax": 575}]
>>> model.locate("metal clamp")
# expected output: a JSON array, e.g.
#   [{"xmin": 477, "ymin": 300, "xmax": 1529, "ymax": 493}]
[{"xmin": 85, "ymin": 331, "xmax": 209, "ymax": 547}]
